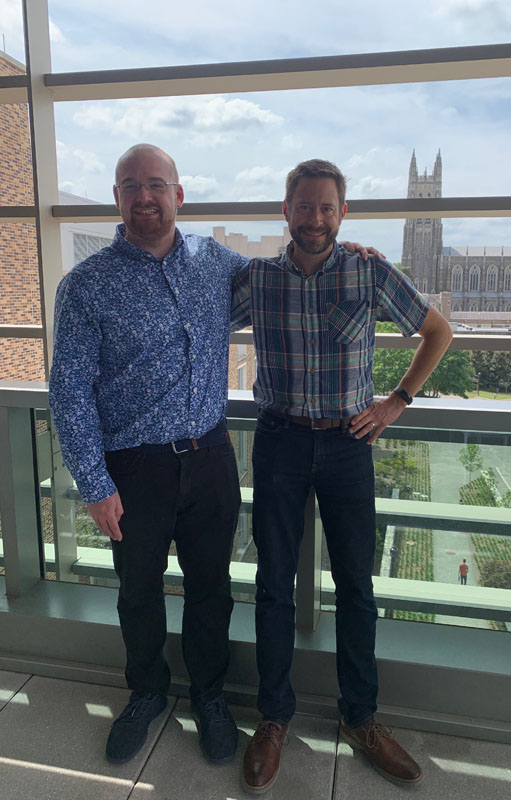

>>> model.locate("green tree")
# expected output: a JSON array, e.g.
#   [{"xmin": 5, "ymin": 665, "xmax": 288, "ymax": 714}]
[
  {"xmin": 373, "ymin": 322, "xmax": 413, "ymax": 395},
  {"xmin": 421, "ymin": 350, "xmax": 474, "ymax": 398},
  {"xmin": 458, "ymin": 443, "xmax": 484, "ymax": 482},
  {"xmin": 373, "ymin": 323, "xmax": 473, "ymax": 398},
  {"xmin": 469, "ymin": 351, "xmax": 511, "ymax": 394}
]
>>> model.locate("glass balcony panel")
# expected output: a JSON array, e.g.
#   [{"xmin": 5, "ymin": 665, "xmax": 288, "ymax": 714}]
[{"xmin": 320, "ymin": 430, "xmax": 511, "ymax": 630}]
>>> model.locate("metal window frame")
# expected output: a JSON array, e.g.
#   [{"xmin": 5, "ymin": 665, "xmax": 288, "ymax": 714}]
[{"xmin": 0, "ymin": 0, "xmax": 510, "ymax": 737}]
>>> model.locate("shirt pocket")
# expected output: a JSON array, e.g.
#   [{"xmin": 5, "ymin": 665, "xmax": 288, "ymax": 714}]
[{"xmin": 327, "ymin": 299, "xmax": 370, "ymax": 344}]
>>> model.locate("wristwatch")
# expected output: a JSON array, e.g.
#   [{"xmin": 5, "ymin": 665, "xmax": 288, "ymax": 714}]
[{"xmin": 393, "ymin": 386, "xmax": 413, "ymax": 405}]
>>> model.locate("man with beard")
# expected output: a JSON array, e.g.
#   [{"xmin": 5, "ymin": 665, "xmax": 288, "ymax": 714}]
[
  {"xmin": 49, "ymin": 146, "xmax": 375, "ymax": 769},
  {"xmin": 231, "ymin": 159, "xmax": 453, "ymax": 792},
  {"xmin": 49, "ymin": 143, "xmax": 246, "ymax": 766}
]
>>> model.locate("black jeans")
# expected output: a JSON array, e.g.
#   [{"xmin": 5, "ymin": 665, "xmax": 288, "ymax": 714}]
[
  {"xmin": 252, "ymin": 410, "xmax": 378, "ymax": 727},
  {"xmin": 106, "ymin": 434, "xmax": 241, "ymax": 702}
]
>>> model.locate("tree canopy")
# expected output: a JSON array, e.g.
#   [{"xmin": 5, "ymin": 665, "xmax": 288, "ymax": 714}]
[{"xmin": 373, "ymin": 322, "xmax": 473, "ymax": 398}]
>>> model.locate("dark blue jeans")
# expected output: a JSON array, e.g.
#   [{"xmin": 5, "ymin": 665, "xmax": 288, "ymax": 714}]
[
  {"xmin": 252, "ymin": 410, "xmax": 378, "ymax": 727},
  {"xmin": 107, "ymin": 434, "xmax": 240, "ymax": 702}
]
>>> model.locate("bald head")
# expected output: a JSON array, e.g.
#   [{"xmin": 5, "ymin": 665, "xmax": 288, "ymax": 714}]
[
  {"xmin": 115, "ymin": 144, "xmax": 178, "ymax": 184},
  {"xmin": 113, "ymin": 143, "xmax": 184, "ymax": 258}
]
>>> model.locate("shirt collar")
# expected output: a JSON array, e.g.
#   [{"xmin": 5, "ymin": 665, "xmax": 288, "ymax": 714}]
[
  {"xmin": 112, "ymin": 223, "xmax": 184, "ymax": 260},
  {"xmin": 283, "ymin": 240, "xmax": 340, "ymax": 276}
]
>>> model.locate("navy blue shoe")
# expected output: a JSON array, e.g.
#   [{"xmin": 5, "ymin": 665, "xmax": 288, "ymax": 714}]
[
  {"xmin": 191, "ymin": 694, "xmax": 238, "ymax": 764},
  {"xmin": 106, "ymin": 691, "xmax": 167, "ymax": 764}
]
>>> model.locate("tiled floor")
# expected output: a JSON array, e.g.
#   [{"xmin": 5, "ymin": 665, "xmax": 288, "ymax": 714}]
[{"xmin": 0, "ymin": 670, "xmax": 509, "ymax": 800}]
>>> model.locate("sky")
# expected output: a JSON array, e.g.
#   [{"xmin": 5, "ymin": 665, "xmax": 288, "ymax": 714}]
[{"xmin": 1, "ymin": 0, "xmax": 510, "ymax": 261}]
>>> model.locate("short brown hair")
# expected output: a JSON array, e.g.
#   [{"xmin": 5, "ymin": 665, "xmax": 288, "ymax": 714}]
[{"xmin": 285, "ymin": 159, "xmax": 346, "ymax": 206}]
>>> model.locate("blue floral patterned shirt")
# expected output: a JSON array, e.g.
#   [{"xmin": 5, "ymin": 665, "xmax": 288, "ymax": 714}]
[{"xmin": 49, "ymin": 225, "xmax": 247, "ymax": 504}]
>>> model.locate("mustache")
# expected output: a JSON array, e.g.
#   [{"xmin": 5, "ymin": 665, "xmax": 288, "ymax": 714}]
[{"xmin": 298, "ymin": 226, "xmax": 328, "ymax": 234}]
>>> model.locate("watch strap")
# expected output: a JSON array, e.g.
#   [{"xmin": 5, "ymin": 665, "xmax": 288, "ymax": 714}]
[{"xmin": 393, "ymin": 386, "xmax": 413, "ymax": 405}]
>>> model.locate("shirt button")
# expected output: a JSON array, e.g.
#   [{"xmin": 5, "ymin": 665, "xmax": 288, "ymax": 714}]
[
  {"xmin": 310, "ymin": 338, "xmax": 315, "ymax": 344},
  {"xmin": 191, "ymin": 354, "xmax": 196, "ymax": 360},
  {"xmin": 308, "ymin": 307, "xmax": 313, "ymax": 314},
  {"xmin": 190, "ymin": 421, "xmax": 196, "ymax": 427},
  {"xmin": 175, "ymin": 288, "xmax": 179, "ymax": 295},
  {"xmin": 193, "ymin": 388, "xmax": 198, "ymax": 394},
  {"xmin": 310, "ymin": 368, "xmax": 316, "ymax": 374}
]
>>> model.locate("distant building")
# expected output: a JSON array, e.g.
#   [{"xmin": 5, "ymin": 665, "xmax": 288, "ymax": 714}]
[
  {"xmin": 213, "ymin": 226, "xmax": 290, "ymax": 257},
  {"xmin": 401, "ymin": 150, "xmax": 511, "ymax": 312}
]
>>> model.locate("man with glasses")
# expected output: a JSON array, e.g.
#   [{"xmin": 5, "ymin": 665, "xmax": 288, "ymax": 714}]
[
  {"xmin": 50, "ymin": 143, "xmax": 246, "ymax": 766},
  {"xmin": 231, "ymin": 159, "xmax": 453, "ymax": 791},
  {"xmin": 49, "ymin": 143, "xmax": 378, "ymax": 768}
]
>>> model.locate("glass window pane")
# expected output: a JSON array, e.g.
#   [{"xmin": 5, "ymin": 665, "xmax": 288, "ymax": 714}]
[{"xmin": 48, "ymin": 1, "xmax": 510, "ymax": 71}]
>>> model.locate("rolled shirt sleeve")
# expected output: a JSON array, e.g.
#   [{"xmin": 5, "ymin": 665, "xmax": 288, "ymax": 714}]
[{"xmin": 375, "ymin": 258, "xmax": 430, "ymax": 336}]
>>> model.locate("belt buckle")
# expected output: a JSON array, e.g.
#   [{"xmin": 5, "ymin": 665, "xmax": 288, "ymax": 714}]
[
  {"xmin": 171, "ymin": 440, "xmax": 190, "ymax": 454},
  {"xmin": 311, "ymin": 418, "xmax": 322, "ymax": 430}
]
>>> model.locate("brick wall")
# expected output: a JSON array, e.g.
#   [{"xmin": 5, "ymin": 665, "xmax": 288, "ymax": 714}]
[{"xmin": 0, "ymin": 52, "xmax": 45, "ymax": 380}]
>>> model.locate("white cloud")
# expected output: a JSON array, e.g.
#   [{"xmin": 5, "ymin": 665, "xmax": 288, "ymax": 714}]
[
  {"xmin": 235, "ymin": 166, "xmax": 288, "ymax": 184},
  {"xmin": 281, "ymin": 134, "xmax": 303, "ymax": 151},
  {"xmin": 349, "ymin": 175, "xmax": 405, "ymax": 199},
  {"xmin": 72, "ymin": 97, "xmax": 282, "ymax": 147},
  {"xmin": 49, "ymin": 20, "xmax": 66, "ymax": 44},
  {"xmin": 180, "ymin": 175, "xmax": 218, "ymax": 197}
]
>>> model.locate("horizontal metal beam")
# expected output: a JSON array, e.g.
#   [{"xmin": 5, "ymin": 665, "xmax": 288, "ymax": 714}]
[
  {"xmin": 0, "ymin": 325, "xmax": 44, "ymax": 339},
  {"xmin": 44, "ymin": 44, "xmax": 511, "ymax": 101},
  {"xmin": 0, "ymin": 74, "xmax": 28, "ymax": 104},
  {"xmin": 0, "ymin": 206, "xmax": 36, "ymax": 222},
  {"xmin": 230, "ymin": 331, "xmax": 511, "ymax": 351},
  {"xmin": 2, "ymin": 198, "xmax": 508, "ymax": 225},
  {"xmin": 2, "ymin": 323, "xmax": 511, "ymax": 352},
  {"xmin": 50, "ymin": 196, "xmax": 511, "ymax": 223}
]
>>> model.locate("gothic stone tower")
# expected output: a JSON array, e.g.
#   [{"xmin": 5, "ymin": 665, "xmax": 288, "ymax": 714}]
[{"xmin": 401, "ymin": 150, "xmax": 443, "ymax": 293}]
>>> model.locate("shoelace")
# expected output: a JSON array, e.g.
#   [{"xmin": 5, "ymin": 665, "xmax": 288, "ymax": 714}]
[
  {"xmin": 202, "ymin": 696, "xmax": 231, "ymax": 727},
  {"xmin": 116, "ymin": 692, "xmax": 160, "ymax": 723},
  {"xmin": 364, "ymin": 721, "xmax": 393, "ymax": 749},
  {"xmin": 253, "ymin": 720, "xmax": 288, "ymax": 750}
]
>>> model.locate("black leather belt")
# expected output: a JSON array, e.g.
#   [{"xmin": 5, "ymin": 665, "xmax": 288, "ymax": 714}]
[
  {"xmin": 145, "ymin": 420, "xmax": 230, "ymax": 455},
  {"xmin": 264, "ymin": 409, "xmax": 351, "ymax": 431}
]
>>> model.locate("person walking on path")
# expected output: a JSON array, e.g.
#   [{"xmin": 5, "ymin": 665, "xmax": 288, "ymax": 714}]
[{"xmin": 459, "ymin": 559, "xmax": 469, "ymax": 585}]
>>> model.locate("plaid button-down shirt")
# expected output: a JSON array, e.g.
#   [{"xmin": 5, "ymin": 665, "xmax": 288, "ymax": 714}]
[{"xmin": 231, "ymin": 242, "xmax": 429, "ymax": 419}]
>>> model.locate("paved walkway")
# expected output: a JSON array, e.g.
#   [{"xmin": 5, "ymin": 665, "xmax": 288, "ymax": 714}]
[
  {"xmin": 428, "ymin": 442, "xmax": 488, "ymax": 628},
  {"xmin": 0, "ymin": 670, "xmax": 510, "ymax": 800}
]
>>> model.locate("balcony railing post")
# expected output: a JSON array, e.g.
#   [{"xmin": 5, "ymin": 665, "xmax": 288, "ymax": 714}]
[
  {"xmin": 295, "ymin": 487, "xmax": 322, "ymax": 631},
  {"xmin": 0, "ymin": 407, "xmax": 42, "ymax": 595},
  {"xmin": 50, "ymin": 424, "xmax": 78, "ymax": 582}
]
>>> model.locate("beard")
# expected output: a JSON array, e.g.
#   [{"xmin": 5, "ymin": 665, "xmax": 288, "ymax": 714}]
[
  {"xmin": 127, "ymin": 203, "xmax": 173, "ymax": 242},
  {"xmin": 290, "ymin": 225, "xmax": 338, "ymax": 255}
]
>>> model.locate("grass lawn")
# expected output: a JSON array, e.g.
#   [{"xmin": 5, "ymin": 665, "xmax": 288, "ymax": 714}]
[{"xmin": 466, "ymin": 391, "xmax": 511, "ymax": 400}]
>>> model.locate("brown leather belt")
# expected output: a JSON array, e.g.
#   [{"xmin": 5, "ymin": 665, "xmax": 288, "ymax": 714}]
[{"xmin": 265, "ymin": 409, "xmax": 350, "ymax": 431}]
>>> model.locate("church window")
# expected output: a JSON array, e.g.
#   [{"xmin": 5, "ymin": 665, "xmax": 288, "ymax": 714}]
[
  {"xmin": 469, "ymin": 266, "xmax": 480, "ymax": 291},
  {"xmin": 504, "ymin": 268, "xmax": 511, "ymax": 292},
  {"xmin": 469, "ymin": 302, "xmax": 479, "ymax": 312},
  {"xmin": 451, "ymin": 266, "xmax": 462, "ymax": 291},
  {"xmin": 486, "ymin": 265, "xmax": 497, "ymax": 292},
  {"xmin": 487, "ymin": 304, "xmax": 495, "ymax": 312}
]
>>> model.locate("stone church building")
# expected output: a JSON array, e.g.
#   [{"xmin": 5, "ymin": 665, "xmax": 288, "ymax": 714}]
[{"xmin": 401, "ymin": 150, "xmax": 511, "ymax": 312}]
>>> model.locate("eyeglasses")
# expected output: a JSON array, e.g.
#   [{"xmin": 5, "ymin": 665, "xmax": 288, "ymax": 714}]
[{"xmin": 116, "ymin": 180, "xmax": 178, "ymax": 196}]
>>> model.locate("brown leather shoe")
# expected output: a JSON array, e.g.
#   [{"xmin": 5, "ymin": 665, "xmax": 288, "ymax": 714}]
[
  {"xmin": 340, "ymin": 718, "xmax": 423, "ymax": 786},
  {"xmin": 242, "ymin": 720, "xmax": 288, "ymax": 794}
]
